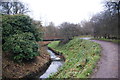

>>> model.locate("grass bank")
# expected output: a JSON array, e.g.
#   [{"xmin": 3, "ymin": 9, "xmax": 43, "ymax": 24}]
[
  {"xmin": 48, "ymin": 38, "xmax": 101, "ymax": 78},
  {"xmin": 91, "ymin": 38, "xmax": 120, "ymax": 44}
]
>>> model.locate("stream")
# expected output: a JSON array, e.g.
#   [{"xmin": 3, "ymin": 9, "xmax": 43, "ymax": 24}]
[
  {"xmin": 40, "ymin": 37, "xmax": 91, "ymax": 79},
  {"xmin": 40, "ymin": 49, "xmax": 64, "ymax": 79}
]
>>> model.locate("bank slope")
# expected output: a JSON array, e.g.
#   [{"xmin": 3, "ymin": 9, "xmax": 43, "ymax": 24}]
[{"xmin": 48, "ymin": 38, "xmax": 101, "ymax": 78}]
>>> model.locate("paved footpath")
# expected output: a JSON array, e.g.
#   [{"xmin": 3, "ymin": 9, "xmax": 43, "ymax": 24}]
[{"xmin": 91, "ymin": 40, "xmax": 119, "ymax": 78}]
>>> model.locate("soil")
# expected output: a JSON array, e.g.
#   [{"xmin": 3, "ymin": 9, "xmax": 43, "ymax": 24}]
[
  {"xmin": 91, "ymin": 40, "xmax": 119, "ymax": 78},
  {"xmin": 2, "ymin": 41, "xmax": 51, "ymax": 79}
]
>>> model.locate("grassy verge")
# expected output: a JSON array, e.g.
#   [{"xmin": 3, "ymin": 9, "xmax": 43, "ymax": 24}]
[
  {"xmin": 48, "ymin": 38, "xmax": 101, "ymax": 78},
  {"xmin": 91, "ymin": 38, "xmax": 120, "ymax": 43}
]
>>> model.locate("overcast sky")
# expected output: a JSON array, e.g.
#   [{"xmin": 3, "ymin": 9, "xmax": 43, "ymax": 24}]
[{"xmin": 20, "ymin": 0, "xmax": 105, "ymax": 26}]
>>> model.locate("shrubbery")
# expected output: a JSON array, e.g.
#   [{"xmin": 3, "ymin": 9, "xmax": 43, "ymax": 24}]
[
  {"xmin": 2, "ymin": 15, "xmax": 41, "ymax": 41},
  {"xmin": 3, "ymin": 33, "xmax": 39, "ymax": 62},
  {"xmin": 2, "ymin": 14, "xmax": 42, "ymax": 62}
]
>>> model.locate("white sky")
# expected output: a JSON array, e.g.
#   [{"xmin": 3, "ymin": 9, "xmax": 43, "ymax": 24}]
[{"xmin": 20, "ymin": 0, "xmax": 104, "ymax": 26}]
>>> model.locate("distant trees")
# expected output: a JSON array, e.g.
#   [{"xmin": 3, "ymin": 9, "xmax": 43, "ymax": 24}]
[
  {"xmin": 44, "ymin": 21, "xmax": 91, "ymax": 43},
  {"xmin": 90, "ymin": 1, "xmax": 119, "ymax": 39},
  {"xmin": 43, "ymin": 1, "xmax": 119, "ymax": 42},
  {"xmin": 43, "ymin": 21, "xmax": 95, "ymax": 42},
  {"xmin": 59, "ymin": 22, "xmax": 79, "ymax": 39},
  {"xmin": 44, "ymin": 22, "xmax": 60, "ymax": 39},
  {"xmin": 80, "ymin": 20, "xmax": 94, "ymax": 35},
  {"xmin": 0, "ymin": 1, "xmax": 29, "ymax": 15}
]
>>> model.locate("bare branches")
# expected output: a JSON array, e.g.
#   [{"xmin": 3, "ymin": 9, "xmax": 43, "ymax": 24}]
[{"xmin": 0, "ymin": 1, "xmax": 29, "ymax": 15}]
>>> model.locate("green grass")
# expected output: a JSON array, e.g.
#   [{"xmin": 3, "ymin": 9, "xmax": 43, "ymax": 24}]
[
  {"xmin": 48, "ymin": 38, "xmax": 101, "ymax": 78},
  {"xmin": 91, "ymin": 38, "xmax": 120, "ymax": 43}
]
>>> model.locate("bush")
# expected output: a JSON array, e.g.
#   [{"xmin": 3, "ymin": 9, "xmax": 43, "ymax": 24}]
[
  {"xmin": 2, "ymin": 14, "xmax": 42, "ymax": 42},
  {"xmin": 2, "ymin": 14, "xmax": 42, "ymax": 62},
  {"xmin": 3, "ymin": 33, "xmax": 39, "ymax": 62}
]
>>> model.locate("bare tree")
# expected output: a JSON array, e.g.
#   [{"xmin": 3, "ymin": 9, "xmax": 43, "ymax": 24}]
[
  {"xmin": 44, "ymin": 22, "xmax": 60, "ymax": 39},
  {"xmin": 80, "ymin": 20, "xmax": 94, "ymax": 35},
  {"xmin": 0, "ymin": 2, "xmax": 12, "ymax": 14},
  {"xmin": 58, "ymin": 22, "xmax": 80, "ymax": 44},
  {"xmin": 90, "ymin": 1, "xmax": 119, "ymax": 39},
  {"xmin": 0, "ymin": 0, "xmax": 29, "ymax": 15}
]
